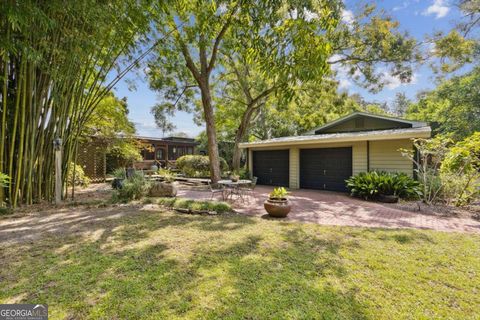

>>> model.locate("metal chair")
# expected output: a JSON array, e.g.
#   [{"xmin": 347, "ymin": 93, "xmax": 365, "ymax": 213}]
[
  {"xmin": 239, "ymin": 176, "xmax": 258, "ymax": 200},
  {"xmin": 209, "ymin": 182, "xmax": 225, "ymax": 200}
]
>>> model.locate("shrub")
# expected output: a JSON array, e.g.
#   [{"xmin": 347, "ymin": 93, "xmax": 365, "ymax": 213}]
[
  {"xmin": 401, "ymin": 134, "xmax": 480, "ymax": 206},
  {"xmin": 157, "ymin": 197, "xmax": 232, "ymax": 214},
  {"xmin": 440, "ymin": 132, "xmax": 480, "ymax": 206},
  {"xmin": 346, "ymin": 171, "xmax": 421, "ymax": 201},
  {"xmin": 112, "ymin": 168, "xmax": 126, "ymax": 179},
  {"xmin": 176, "ymin": 155, "xmax": 229, "ymax": 177},
  {"xmin": 157, "ymin": 168, "xmax": 176, "ymax": 183},
  {"xmin": 112, "ymin": 171, "xmax": 150, "ymax": 202},
  {"xmin": 67, "ymin": 163, "xmax": 90, "ymax": 187},
  {"xmin": 235, "ymin": 168, "xmax": 251, "ymax": 180},
  {"xmin": 0, "ymin": 173, "xmax": 10, "ymax": 188},
  {"xmin": 401, "ymin": 137, "xmax": 452, "ymax": 204}
]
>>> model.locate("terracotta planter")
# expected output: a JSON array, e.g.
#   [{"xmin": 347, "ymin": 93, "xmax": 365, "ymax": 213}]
[
  {"xmin": 377, "ymin": 194, "xmax": 399, "ymax": 203},
  {"xmin": 264, "ymin": 198, "xmax": 291, "ymax": 218}
]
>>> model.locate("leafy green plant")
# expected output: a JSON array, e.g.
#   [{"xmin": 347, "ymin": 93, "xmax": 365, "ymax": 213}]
[
  {"xmin": 236, "ymin": 168, "xmax": 251, "ymax": 180},
  {"xmin": 157, "ymin": 197, "xmax": 232, "ymax": 214},
  {"xmin": 440, "ymin": 132, "xmax": 480, "ymax": 206},
  {"xmin": 67, "ymin": 163, "xmax": 90, "ymax": 187},
  {"xmin": 400, "ymin": 137, "xmax": 452, "ymax": 204},
  {"xmin": 157, "ymin": 168, "xmax": 176, "ymax": 183},
  {"xmin": 112, "ymin": 171, "xmax": 150, "ymax": 203},
  {"xmin": 112, "ymin": 168, "xmax": 126, "ymax": 179},
  {"xmin": 269, "ymin": 187, "xmax": 290, "ymax": 200},
  {"xmin": 176, "ymin": 155, "xmax": 229, "ymax": 178},
  {"xmin": 0, "ymin": 173, "xmax": 10, "ymax": 188},
  {"xmin": 346, "ymin": 171, "xmax": 421, "ymax": 201},
  {"xmin": 401, "ymin": 134, "xmax": 480, "ymax": 206}
]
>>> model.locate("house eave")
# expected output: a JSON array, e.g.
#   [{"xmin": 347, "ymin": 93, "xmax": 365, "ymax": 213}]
[
  {"xmin": 308, "ymin": 112, "xmax": 428, "ymax": 134},
  {"xmin": 239, "ymin": 127, "xmax": 431, "ymax": 149}
]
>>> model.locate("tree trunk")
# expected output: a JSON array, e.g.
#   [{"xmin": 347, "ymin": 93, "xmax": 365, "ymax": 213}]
[
  {"xmin": 232, "ymin": 99, "xmax": 268, "ymax": 171},
  {"xmin": 199, "ymin": 80, "xmax": 221, "ymax": 183},
  {"xmin": 232, "ymin": 106, "xmax": 256, "ymax": 171}
]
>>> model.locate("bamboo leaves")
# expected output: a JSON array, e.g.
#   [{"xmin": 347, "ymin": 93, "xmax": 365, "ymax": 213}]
[{"xmin": 0, "ymin": 0, "xmax": 154, "ymax": 206}]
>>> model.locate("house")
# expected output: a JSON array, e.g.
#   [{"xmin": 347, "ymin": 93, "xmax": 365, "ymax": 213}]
[
  {"xmin": 134, "ymin": 136, "xmax": 198, "ymax": 170},
  {"xmin": 239, "ymin": 112, "xmax": 431, "ymax": 192},
  {"xmin": 78, "ymin": 136, "xmax": 198, "ymax": 182}
]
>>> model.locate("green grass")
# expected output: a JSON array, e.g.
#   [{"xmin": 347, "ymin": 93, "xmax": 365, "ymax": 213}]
[
  {"xmin": 157, "ymin": 197, "xmax": 232, "ymax": 214},
  {"xmin": 1, "ymin": 208, "xmax": 479, "ymax": 319}
]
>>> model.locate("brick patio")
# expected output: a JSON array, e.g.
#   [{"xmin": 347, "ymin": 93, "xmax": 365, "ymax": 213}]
[{"xmin": 178, "ymin": 185, "xmax": 480, "ymax": 233}]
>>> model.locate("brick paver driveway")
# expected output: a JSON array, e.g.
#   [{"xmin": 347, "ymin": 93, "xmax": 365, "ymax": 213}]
[{"xmin": 178, "ymin": 185, "xmax": 480, "ymax": 233}]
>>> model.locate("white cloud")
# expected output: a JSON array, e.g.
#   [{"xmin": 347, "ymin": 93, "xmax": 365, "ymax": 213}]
[
  {"xmin": 393, "ymin": 1, "xmax": 409, "ymax": 11},
  {"xmin": 341, "ymin": 9, "xmax": 354, "ymax": 25},
  {"xmin": 382, "ymin": 72, "xmax": 418, "ymax": 90},
  {"xmin": 330, "ymin": 55, "xmax": 354, "ymax": 90},
  {"xmin": 338, "ymin": 78, "xmax": 352, "ymax": 89},
  {"xmin": 423, "ymin": 0, "xmax": 450, "ymax": 19}
]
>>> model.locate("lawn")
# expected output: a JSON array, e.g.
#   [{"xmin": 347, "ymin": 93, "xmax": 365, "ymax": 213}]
[{"xmin": 1, "ymin": 205, "xmax": 479, "ymax": 319}]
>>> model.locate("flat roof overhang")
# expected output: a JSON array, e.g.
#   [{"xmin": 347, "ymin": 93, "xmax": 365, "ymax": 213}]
[{"xmin": 239, "ymin": 127, "xmax": 431, "ymax": 149}]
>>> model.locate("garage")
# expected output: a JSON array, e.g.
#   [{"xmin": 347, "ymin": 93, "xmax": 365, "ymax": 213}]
[
  {"xmin": 300, "ymin": 147, "xmax": 352, "ymax": 192},
  {"xmin": 253, "ymin": 150, "xmax": 289, "ymax": 187}
]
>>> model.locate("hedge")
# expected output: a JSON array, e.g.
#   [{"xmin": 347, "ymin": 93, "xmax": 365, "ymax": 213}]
[{"xmin": 176, "ymin": 155, "xmax": 228, "ymax": 177}]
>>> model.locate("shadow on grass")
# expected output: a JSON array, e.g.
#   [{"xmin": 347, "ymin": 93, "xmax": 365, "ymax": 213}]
[
  {"xmin": 0, "ymin": 206, "xmax": 370, "ymax": 319},
  {"xmin": 6, "ymin": 204, "xmax": 477, "ymax": 319}
]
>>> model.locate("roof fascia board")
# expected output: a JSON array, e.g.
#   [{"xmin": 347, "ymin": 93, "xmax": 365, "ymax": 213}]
[{"xmin": 239, "ymin": 127, "xmax": 431, "ymax": 149}]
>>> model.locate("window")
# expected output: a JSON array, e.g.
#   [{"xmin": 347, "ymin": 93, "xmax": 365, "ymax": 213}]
[
  {"xmin": 168, "ymin": 145, "xmax": 176, "ymax": 160},
  {"xmin": 144, "ymin": 149, "xmax": 155, "ymax": 160},
  {"xmin": 187, "ymin": 147, "xmax": 193, "ymax": 154},
  {"xmin": 156, "ymin": 148, "xmax": 165, "ymax": 160}
]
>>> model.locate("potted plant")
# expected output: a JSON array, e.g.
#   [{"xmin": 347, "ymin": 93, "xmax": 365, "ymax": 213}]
[
  {"xmin": 230, "ymin": 172, "xmax": 240, "ymax": 182},
  {"xmin": 149, "ymin": 168, "xmax": 177, "ymax": 197},
  {"xmin": 264, "ymin": 187, "xmax": 291, "ymax": 218}
]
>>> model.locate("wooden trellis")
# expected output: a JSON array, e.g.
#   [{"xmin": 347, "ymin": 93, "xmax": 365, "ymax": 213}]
[{"xmin": 77, "ymin": 139, "xmax": 108, "ymax": 183}]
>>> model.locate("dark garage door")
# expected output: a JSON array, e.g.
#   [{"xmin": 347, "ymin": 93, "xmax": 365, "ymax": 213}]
[
  {"xmin": 253, "ymin": 150, "xmax": 289, "ymax": 187},
  {"xmin": 300, "ymin": 147, "xmax": 352, "ymax": 192}
]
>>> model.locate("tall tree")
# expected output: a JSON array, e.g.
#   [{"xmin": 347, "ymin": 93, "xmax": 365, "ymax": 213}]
[
  {"xmin": 391, "ymin": 92, "xmax": 410, "ymax": 117},
  {"xmin": 428, "ymin": 0, "xmax": 479, "ymax": 73},
  {"xmin": 147, "ymin": 0, "xmax": 341, "ymax": 179},
  {"xmin": 218, "ymin": 2, "xmax": 418, "ymax": 169},
  {"xmin": 406, "ymin": 67, "xmax": 480, "ymax": 139},
  {"xmin": 151, "ymin": 103, "xmax": 176, "ymax": 137},
  {"xmin": 148, "ymin": 1, "xmax": 243, "ymax": 182},
  {"xmin": 216, "ymin": 2, "xmax": 343, "ymax": 169}
]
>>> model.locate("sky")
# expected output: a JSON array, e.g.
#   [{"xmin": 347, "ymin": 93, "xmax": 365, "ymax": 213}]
[{"xmin": 112, "ymin": 0, "xmax": 463, "ymax": 138}]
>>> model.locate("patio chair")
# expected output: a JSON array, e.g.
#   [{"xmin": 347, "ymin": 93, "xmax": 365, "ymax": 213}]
[
  {"xmin": 239, "ymin": 176, "xmax": 258, "ymax": 200},
  {"xmin": 209, "ymin": 182, "xmax": 225, "ymax": 200}
]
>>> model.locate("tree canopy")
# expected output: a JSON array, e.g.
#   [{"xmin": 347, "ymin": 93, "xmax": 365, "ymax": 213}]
[
  {"xmin": 148, "ymin": 0, "xmax": 342, "ymax": 177},
  {"xmin": 406, "ymin": 67, "xmax": 480, "ymax": 139}
]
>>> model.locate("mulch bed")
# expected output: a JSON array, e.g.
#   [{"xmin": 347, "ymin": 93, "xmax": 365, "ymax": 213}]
[{"xmin": 388, "ymin": 200, "xmax": 480, "ymax": 220}]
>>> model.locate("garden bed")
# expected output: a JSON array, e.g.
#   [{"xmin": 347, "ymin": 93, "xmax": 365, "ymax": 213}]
[{"xmin": 387, "ymin": 200, "xmax": 480, "ymax": 220}]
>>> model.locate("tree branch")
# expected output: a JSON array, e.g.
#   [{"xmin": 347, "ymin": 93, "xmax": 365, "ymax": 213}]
[{"xmin": 207, "ymin": 2, "xmax": 240, "ymax": 74}]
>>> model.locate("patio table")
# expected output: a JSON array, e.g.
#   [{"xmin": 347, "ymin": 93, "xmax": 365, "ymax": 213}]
[{"xmin": 218, "ymin": 179, "xmax": 252, "ymax": 201}]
